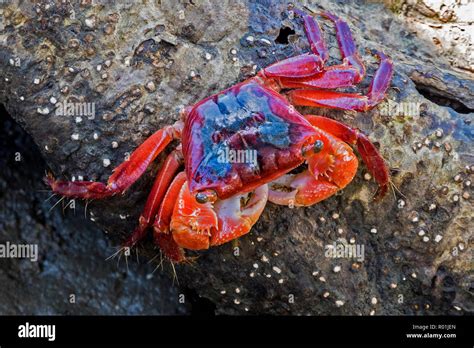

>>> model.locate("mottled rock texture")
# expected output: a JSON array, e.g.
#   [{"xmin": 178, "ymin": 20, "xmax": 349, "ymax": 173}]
[{"xmin": 0, "ymin": 0, "xmax": 472, "ymax": 315}]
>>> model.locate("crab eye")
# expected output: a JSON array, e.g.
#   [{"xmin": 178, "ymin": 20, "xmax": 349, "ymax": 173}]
[
  {"xmin": 195, "ymin": 190, "xmax": 217, "ymax": 204},
  {"xmin": 195, "ymin": 193, "xmax": 208, "ymax": 203},
  {"xmin": 313, "ymin": 140, "xmax": 324, "ymax": 153}
]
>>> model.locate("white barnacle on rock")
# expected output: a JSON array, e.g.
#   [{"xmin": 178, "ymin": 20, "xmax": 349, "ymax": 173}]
[
  {"xmin": 85, "ymin": 16, "xmax": 96, "ymax": 29},
  {"xmin": 37, "ymin": 107, "xmax": 50, "ymax": 115},
  {"xmin": 71, "ymin": 133, "xmax": 79, "ymax": 140},
  {"xmin": 103, "ymin": 158, "xmax": 111, "ymax": 167}
]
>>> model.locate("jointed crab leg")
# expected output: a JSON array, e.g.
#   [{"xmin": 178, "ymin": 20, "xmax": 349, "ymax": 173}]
[
  {"xmin": 153, "ymin": 172, "xmax": 188, "ymax": 236},
  {"xmin": 124, "ymin": 148, "xmax": 183, "ymax": 248},
  {"xmin": 298, "ymin": 10, "xmax": 328, "ymax": 61},
  {"xmin": 305, "ymin": 115, "xmax": 389, "ymax": 197},
  {"xmin": 153, "ymin": 172, "xmax": 188, "ymax": 263},
  {"xmin": 276, "ymin": 10, "xmax": 365, "ymax": 89},
  {"xmin": 320, "ymin": 11, "xmax": 365, "ymax": 80},
  {"xmin": 47, "ymin": 121, "xmax": 183, "ymax": 199},
  {"xmin": 286, "ymin": 51, "xmax": 393, "ymax": 111}
]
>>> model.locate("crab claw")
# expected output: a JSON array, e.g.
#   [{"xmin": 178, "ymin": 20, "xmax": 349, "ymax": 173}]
[
  {"xmin": 211, "ymin": 184, "xmax": 268, "ymax": 246},
  {"xmin": 268, "ymin": 130, "xmax": 358, "ymax": 206},
  {"xmin": 169, "ymin": 184, "xmax": 268, "ymax": 250},
  {"xmin": 170, "ymin": 182, "xmax": 219, "ymax": 250}
]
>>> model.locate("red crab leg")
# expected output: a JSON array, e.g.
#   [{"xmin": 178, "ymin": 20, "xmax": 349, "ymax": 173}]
[
  {"xmin": 286, "ymin": 51, "xmax": 393, "ymax": 111},
  {"xmin": 294, "ymin": 9, "xmax": 328, "ymax": 61},
  {"xmin": 320, "ymin": 11, "xmax": 365, "ymax": 81},
  {"xmin": 123, "ymin": 148, "xmax": 183, "ymax": 248},
  {"xmin": 46, "ymin": 121, "xmax": 183, "ymax": 199},
  {"xmin": 305, "ymin": 115, "xmax": 389, "ymax": 197},
  {"xmin": 279, "ymin": 10, "xmax": 364, "ymax": 89},
  {"xmin": 262, "ymin": 54, "xmax": 324, "ymax": 79},
  {"xmin": 152, "ymin": 172, "xmax": 188, "ymax": 263},
  {"xmin": 268, "ymin": 130, "xmax": 358, "ymax": 206}
]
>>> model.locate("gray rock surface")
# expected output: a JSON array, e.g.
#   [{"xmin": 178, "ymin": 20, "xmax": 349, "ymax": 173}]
[{"xmin": 0, "ymin": 0, "xmax": 472, "ymax": 315}]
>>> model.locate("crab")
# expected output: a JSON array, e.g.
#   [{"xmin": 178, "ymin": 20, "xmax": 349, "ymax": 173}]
[{"xmin": 47, "ymin": 9, "xmax": 393, "ymax": 263}]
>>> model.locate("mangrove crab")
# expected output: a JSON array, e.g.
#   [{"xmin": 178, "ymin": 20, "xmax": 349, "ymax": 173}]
[{"xmin": 47, "ymin": 10, "xmax": 393, "ymax": 263}]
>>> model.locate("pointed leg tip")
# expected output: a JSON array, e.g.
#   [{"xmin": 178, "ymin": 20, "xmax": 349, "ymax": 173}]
[{"xmin": 374, "ymin": 184, "xmax": 389, "ymax": 200}]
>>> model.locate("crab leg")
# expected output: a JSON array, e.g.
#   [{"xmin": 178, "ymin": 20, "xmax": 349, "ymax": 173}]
[
  {"xmin": 320, "ymin": 11, "xmax": 366, "ymax": 81},
  {"xmin": 287, "ymin": 51, "xmax": 393, "ymax": 111},
  {"xmin": 123, "ymin": 148, "xmax": 183, "ymax": 248},
  {"xmin": 268, "ymin": 129, "xmax": 358, "ymax": 206},
  {"xmin": 261, "ymin": 54, "xmax": 324, "ymax": 79},
  {"xmin": 47, "ymin": 121, "xmax": 183, "ymax": 199},
  {"xmin": 305, "ymin": 115, "xmax": 389, "ymax": 197},
  {"xmin": 152, "ymin": 172, "xmax": 188, "ymax": 263},
  {"xmin": 278, "ymin": 10, "xmax": 364, "ymax": 89}
]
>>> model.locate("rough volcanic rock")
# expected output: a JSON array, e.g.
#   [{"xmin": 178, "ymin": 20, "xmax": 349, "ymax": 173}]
[
  {"xmin": 0, "ymin": 0, "xmax": 472, "ymax": 315},
  {"xmin": 0, "ymin": 107, "xmax": 189, "ymax": 315}
]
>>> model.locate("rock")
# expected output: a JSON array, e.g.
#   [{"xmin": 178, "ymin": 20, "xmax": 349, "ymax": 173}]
[
  {"xmin": 0, "ymin": 0, "xmax": 472, "ymax": 315},
  {"xmin": 0, "ymin": 108, "xmax": 189, "ymax": 315}
]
